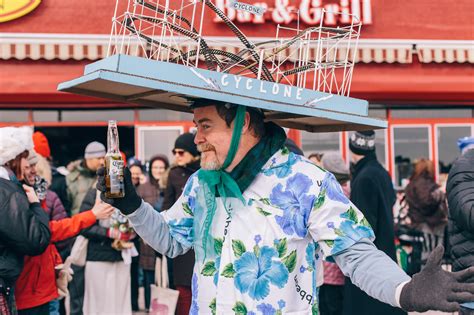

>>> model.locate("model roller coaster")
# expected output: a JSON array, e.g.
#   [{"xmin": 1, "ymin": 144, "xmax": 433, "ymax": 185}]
[{"xmin": 108, "ymin": 0, "xmax": 361, "ymax": 97}]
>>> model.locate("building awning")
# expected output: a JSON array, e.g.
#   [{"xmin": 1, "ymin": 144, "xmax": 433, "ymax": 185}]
[{"xmin": 1, "ymin": 33, "xmax": 473, "ymax": 64}]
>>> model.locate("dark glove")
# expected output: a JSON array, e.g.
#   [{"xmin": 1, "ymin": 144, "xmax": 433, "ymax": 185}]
[
  {"xmin": 400, "ymin": 245, "xmax": 474, "ymax": 312},
  {"xmin": 96, "ymin": 167, "xmax": 142, "ymax": 215}
]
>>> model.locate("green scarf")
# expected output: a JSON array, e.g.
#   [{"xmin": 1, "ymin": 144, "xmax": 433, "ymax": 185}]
[{"xmin": 196, "ymin": 106, "xmax": 286, "ymax": 261}]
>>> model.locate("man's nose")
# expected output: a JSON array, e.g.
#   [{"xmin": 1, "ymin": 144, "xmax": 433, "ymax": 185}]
[{"xmin": 194, "ymin": 130, "xmax": 205, "ymax": 145}]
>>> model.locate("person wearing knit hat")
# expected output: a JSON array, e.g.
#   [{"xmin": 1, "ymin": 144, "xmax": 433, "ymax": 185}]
[
  {"xmin": 0, "ymin": 127, "xmax": 51, "ymax": 314},
  {"xmin": 173, "ymin": 133, "xmax": 200, "ymax": 166},
  {"xmin": 345, "ymin": 131, "xmax": 405, "ymax": 315},
  {"xmin": 33, "ymin": 131, "xmax": 51, "ymax": 160},
  {"xmin": 349, "ymin": 130, "xmax": 376, "ymax": 156}
]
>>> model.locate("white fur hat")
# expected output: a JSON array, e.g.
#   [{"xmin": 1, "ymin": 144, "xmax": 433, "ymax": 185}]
[{"xmin": 0, "ymin": 127, "xmax": 34, "ymax": 166}]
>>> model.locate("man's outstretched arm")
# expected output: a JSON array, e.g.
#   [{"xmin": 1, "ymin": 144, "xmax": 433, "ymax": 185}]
[
  {"xmin": 96, "ymin": 167, "xmax": 193, "ymax": 258},
  {"xmin": 334, "ymin": 239, "xmax": 474, "ymax": 312}
]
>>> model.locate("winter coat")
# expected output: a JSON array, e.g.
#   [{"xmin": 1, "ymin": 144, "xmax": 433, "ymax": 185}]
[
  {"xmin": 66, "ymin": 160, "xmax": 97, "ymax": 216},
  {"xmin": 50, "ymin": 167, "xmax": 71, "ymax": 216},
  {"xmin": 447, "ymin": 149, "xmax": 474, "ymax": 273},
  {"xmin": 137, "ymin": 181, "xmax": 163, "ymax": 270},
  {"xmin": 14, "ymin": 211, "xmax": 96, "ymax": 310},
  {"xmin": 0, "ymin": 177, "xmax": 51, "ymax": 287},
  {"xmin": 162, "ymin": 160, "xmax": 200, "ymax": 287},
  {"xmin": 343, "ymin": 153, "xmax": 406, "ymax": 315},
  {"xmin": 80, "ymin": 188, "xmax": 122, "ymax": 262},
  {"xmin": 405, "ymin": 175, "xmax": 447, "ymax": 263},
  {"xmin": 41, "ymin": 190, "xmax": 73, "ymax": 258}
]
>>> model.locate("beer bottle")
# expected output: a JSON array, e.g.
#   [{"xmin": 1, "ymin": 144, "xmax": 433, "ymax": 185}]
[{"xmin": 105, "ymin": 120, "xmax": 125, "ymax": 198}]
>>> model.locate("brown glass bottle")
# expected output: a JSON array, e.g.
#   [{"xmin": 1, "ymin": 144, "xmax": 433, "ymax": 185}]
[{"xmin": 105, "ymin": 120, "xmax": 125, "ymax": 198}]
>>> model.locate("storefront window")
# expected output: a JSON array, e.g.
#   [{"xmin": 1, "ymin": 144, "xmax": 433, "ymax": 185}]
[
  {"xmin": 437, "ymin": 125, "xmax": 473, "ymax": 174},
  {"xmin": 61, "ymin": 110, "xmax": 134, "ymax": 122},
  {"xmin": 33, "ymin": 111, "xmax": 59, "ymax": 122},
  {"xmin": 393, "ymin": 126, "xmax": 430, "ymax": 187},
  {"xmin": 137, "ymin": 126, "xmax": 183, "ymax": 162},
  {"xmin": 374, "ymin": 129, "xmax": 386, "ymax": 168},
  {"xmin": 300, "ymin": 131, "xmax": 341, "ymax": 157},
  {"xmin": 0, "ymin": 110, "xmax": 29, "ymax": 122},
  {"xmin": 138, "ymin": 109, "xmax": 193, "ymax": 122}
]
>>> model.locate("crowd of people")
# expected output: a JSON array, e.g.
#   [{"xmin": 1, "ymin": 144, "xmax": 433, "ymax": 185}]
[{"xmin": 0, "ymin": 116, "xmax": 473, "ymax": 315}]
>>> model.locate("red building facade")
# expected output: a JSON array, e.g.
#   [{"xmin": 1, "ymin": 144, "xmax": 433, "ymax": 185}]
[{"xmin": 0, "ymin": 0, "xmax": 473, "ymax": 185}]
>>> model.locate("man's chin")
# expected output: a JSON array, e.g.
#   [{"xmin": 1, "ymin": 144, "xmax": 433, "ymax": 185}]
[{"xmin": 200, "ymin": 160, "xmax": 221, "ymax": 171}]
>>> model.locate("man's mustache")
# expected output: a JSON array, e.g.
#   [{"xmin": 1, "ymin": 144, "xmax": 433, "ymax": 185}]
[{"xmin": 197, "ymin": 143, "xmax": 216, "ymax": 152}]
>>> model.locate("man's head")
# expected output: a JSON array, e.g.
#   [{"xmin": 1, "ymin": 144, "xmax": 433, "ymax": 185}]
[
  {"xmin": 128, "ymin": 158, "xmax": 144, "ymax": 186},
  {"xmin": 84, "ymin": 141, "xmax": 106, "ymax": 171},
  {"xmin": 173, "ymin": 133, "xmax": 199, "ymax": 167},
  {"xmin": 192, "ymin": 100, "xmax": 265, "ymax": 171},
  {"xmin": 349, "ymin": 130, "xmax": 376, "ymax": 163},
  {"xmin": 22, "ymin": 150, "xmax": 39, "ymax": 185}
]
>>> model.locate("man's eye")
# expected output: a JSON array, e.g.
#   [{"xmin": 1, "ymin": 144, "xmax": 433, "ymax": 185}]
[{"xmin": 202, "ymin": 125, "xmax": 210, "ymax": 130}]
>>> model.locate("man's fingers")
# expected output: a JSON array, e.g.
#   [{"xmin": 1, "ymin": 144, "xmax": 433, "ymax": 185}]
[
  {"xmin": 424, "ymin": 245, "xmax": 444, "ymax": 269},
  {"xmin": 448, "ymin": 291, "xmax": 474, "ymax": 303},
  {"xmin": 438, "ymin": 302, "xmax": 460, "ymax": 313},
  {"xmin": 453, "ymin": 266, "xmax": 474, "ymax": 281},
  {"xmin": 453, "ymin": 282, "xmax": 474, "ymax": 294}
]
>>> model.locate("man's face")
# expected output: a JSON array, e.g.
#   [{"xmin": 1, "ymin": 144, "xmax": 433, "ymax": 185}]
[
  {"xmin": 130, "ymin": 165, "xmax": 143, "ymax": 186},
  {"xmin": 86, "ymin": 157, "xmax": 105, "ymax": 172},
  {"xmin": 22, "ymin": 162, "xmax": 37, "ymax": 185},
  {"xmin": 173, "ymin": 149, "xmax": 195, "ymax": 166},
  {"xmin": 193, "ymin": 106, "xmax": 233, "ymax": 170}
]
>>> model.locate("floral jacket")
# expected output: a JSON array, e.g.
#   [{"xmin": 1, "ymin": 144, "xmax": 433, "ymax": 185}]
[{"xmin": 132, "ymin": 149, "xmax": 374, "ymax": 314}]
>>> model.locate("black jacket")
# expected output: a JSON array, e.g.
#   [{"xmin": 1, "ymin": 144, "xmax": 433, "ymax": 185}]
[
  {"xmin": 343, "ymin": 154, "xmax": 406, "ymax": 315},
  {"xmin": 0, "ymin": 178, "xmax": 51, "ymax": 286},
  {"xmin": 447, "ymin": 149, "xmax": 474, "ymax": 273},
  {"xmin": 50, "ymin": 167, "xmax": 71, "ymax": 216},
  {"xmin": 162, "ymin": 160, "xmax": 200, "ymax": 287},
  {"xmin": 80, "ymin": 188, "xmax": 122, "ymax": 262}
]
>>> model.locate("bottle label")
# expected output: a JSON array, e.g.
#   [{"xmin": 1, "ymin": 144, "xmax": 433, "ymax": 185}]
[
  {"xmin": 109, "ymin": 160, "xmax": 124, "ymax": 176},
  {"xmin": 108, "ymin": 160, "xmax": 124, "ymax": 194}
]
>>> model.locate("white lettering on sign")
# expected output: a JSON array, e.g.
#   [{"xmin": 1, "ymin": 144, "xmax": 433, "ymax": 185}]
[
  {"xmin": 213, "ymin": 0, "xmax": 372, "ymax": 25},
  {"xmin": 229, "ymin": 0, "xmax": 267, "ymax": 16},
  {"xmin": 190, "ymin": 68, "xmax": 335, "ymax": 108}
]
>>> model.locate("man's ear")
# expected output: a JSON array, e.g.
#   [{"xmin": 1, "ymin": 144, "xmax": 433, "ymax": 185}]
[{"xmin": 241, "ymin": 111, "xmax": 251, "ymax": 135}]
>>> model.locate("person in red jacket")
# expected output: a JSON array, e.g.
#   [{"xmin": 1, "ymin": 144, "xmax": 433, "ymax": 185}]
[{"xmin": 14, "ymin": 189, "xmax": 115, "ymax": 315}]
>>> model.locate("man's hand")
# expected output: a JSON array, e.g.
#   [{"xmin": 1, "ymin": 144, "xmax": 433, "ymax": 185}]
[
  {"xmin": 96, "ymin": 167, "xmax": 142, "ymax": 215},
  {"xmin": 400, "ymin": 245, "xmax": 474, "ymax": 312},
  {"xmin": 23, "ymin": 184, "xmax": 39, "ymax": 204}
]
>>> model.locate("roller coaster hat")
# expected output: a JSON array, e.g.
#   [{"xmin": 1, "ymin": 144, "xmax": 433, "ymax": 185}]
[{"xmin": 458, "ymin": 136, "xmax": 474, "ymax": 154}]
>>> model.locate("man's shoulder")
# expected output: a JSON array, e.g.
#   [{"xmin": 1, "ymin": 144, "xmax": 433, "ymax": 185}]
[{"xmin": 258, "ymin": 149, "xmax": 327, "ymax": 184}]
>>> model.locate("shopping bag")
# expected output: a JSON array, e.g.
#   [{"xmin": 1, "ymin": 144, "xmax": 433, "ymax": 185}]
[
  {"xmin": 149, "ymin": 256, "xmax": 179, "ymax": 315},
  {"xmin": 68, "ymin": 235, "xmax": 88, "ymax": 267}
]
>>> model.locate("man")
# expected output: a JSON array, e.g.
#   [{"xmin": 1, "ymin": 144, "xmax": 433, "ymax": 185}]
[
  {"xmin": 66, "ymin": 141, "xmax": 105, "ymax": 315},
  {"xmin": 128, "ymin": 157, "xmax": 145, "ymax": 187},
  {"xmin": 98, "ymin": 101, "xmax": 474, "ymax": 314},
  {"xmin": 66, "ymin": 141, "xmax": 106, "ymax": 216},
  {"xmin": 447, "ymin": 136, "xmax": 474, "ymax": 315},
  {"xmin": 162, "ymin": 133, "xmax": 201, "ymax": 315},
  {"xmin": 343, "ymin": 130, "xmax": 405, "ymax": 315}
]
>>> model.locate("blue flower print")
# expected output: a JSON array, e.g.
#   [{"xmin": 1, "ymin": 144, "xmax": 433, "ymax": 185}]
[
  {"xmin": 214, "ymin": 256, "xmax": 221, "ymax": 286},
  {"xmin": 234, "ymin": 246, "xmax": 289, "ymax": 300},
  {"xmin": 278, "ymin": 300, "xmax": 286, "ymax": 310},
  {"xmin": 299, "ymin": 266, "xmax": 306, "ymax": 273},
  {"xmin": 321, "ymin": 172, "xmax": 350, "ymax": 204},
  {"xmin": 183, "ymin": 174, "xmax": 197, "ymax": 197},
  {"xmin": 254, "ymin": 235, "xmax": 262, "ymax": 245},
  {"xmin": 263, "ymin": 152, "xmax": 300, "ymax": 179},
  {"xmin": 270, "ymin": 173, "xmax": 315, "ymax": 237},
  {"xmin": 256, "ymin": 303, "xmax": 276, "ymax": 315},
  {"xmin": 190, "ymin": 273, "xmax": 199, "ymax": 315},
  {"xmin": 305, "ymin": 243, "xmax": 315, "ymax": 270},
  {"xmin": 168, "ymin": 218, "xmax": 194, "ymax": 247},
  {"xmin": 331, "ymin": 220, "xmax": 375, "ymax": 255}
]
